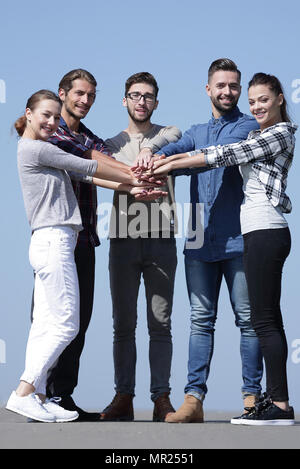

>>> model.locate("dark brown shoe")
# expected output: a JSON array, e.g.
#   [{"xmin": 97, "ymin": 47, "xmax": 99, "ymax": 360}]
[
  {"xmin": 100, "ymin": 393, "xmax": 134, "ymax": 421},
  {"xmin": 153, "ymin": 392, "xmax": 175, "ymax": 422}
]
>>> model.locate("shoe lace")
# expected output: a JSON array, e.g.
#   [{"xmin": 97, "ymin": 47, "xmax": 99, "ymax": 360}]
[
  {"xmin": 245, "ymin": 393, "xmax": 272, "ymax": 416},
  {"xmin": 34, "ymin": 395, "xmax": 43, "ymax": 405},
  {"xmin": 49, "ymin": 397, "xmax": 62, "ymax": 404}
]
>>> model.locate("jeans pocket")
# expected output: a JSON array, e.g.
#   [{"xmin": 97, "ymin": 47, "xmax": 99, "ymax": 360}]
[
  {"xmin": 29, "ymin": 238, "xmax": 50, "ymax": 272},
  {"xmin": 58, "ymin": 233, "xmax": 77, "ymax": 253}
]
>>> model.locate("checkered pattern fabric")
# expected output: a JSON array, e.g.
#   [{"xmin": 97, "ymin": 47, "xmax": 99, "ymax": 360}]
[
  {"xmin": 191, "ymin": 122, "xmax": 297, "ymax": 214},
  {"xmin": 48, "ymin": 117, "xmax": 111, "ymax": 246}
]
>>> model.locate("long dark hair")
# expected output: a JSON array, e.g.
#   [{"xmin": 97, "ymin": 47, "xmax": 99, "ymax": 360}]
[
  {"xmin": 248, "ymin": 73, "xmax": 290, "ymax": 123},
  {"xmin": 15, "ymin": 90, "xmax": 61, "ymax": 136}
]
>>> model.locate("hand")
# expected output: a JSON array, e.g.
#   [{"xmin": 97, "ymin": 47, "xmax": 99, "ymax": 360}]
[
  {"xmin": 130, "ymin": 187, "xmax": 168, "ymax": 201},
  {"xmin": 131, "ymin": 153, "xmax": 166, "ymax": 174},
  {"xmin": 130, "ymin": 167, "xmax": 167, "ymax": 186},
  {"xmin": 152, "ymin": 158, "xmax": 173, "ymax": 176},
  {"xmin": 147, "ymin": 153, "xmax": 166, "ymax": 169},
  {"xmin": 132, "ymin": 147, "xmax": 153, "ymax": 170}
]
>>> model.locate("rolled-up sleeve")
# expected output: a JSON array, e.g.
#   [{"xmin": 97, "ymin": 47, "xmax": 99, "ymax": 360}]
[{"xmin": 193, "ymin": 126, "xmax": 293, "ymax": 168}]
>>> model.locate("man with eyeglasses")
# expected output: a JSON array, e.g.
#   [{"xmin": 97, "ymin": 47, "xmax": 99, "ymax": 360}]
[{"xmin": 100, "ymin": 72, "xmax": 181, "ymax": 422}]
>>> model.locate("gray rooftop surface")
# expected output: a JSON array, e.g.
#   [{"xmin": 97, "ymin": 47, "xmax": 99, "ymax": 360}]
[{"xmin": 0, "ymin": 408, "xmax": 299, "ymax": 450}]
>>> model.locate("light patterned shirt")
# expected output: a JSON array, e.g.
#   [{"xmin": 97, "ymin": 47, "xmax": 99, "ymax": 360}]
[{"xmin": 190, "ymin": 122, "xmax": 297, "ymax": 213}]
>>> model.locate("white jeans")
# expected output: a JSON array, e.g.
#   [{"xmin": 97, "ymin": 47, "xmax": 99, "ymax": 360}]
[{"xmin": 20, "ymin": 226, "xmax": 80, "ymax": 395}]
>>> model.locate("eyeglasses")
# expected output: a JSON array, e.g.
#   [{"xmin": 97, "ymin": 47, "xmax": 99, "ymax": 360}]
[{"xmin": 126, "ymin": 92, "xmax": 156, "ymax": 104}]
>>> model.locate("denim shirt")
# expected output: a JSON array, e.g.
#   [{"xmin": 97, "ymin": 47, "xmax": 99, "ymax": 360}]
[{"xmin": 158, "ymin": 107, "xmax": 259, "ymax": 261}]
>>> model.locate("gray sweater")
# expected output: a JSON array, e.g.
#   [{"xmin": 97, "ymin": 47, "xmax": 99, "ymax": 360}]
[
  {"xmin": 105, "ymin": 125, "xmax": 181, "ymax": 237},
  {"xmin": 17, "ymin": 138, "xmax": 98, "ymax": 232}
]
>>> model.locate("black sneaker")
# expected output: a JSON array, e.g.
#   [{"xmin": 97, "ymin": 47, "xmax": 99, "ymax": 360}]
[
  {"xmin": 231, "ymin": 395, "xmax": 295, "ymax": 426},
  {"xmin": 231, "ymin": 393, "xmax": 263, "ymax": 425}
]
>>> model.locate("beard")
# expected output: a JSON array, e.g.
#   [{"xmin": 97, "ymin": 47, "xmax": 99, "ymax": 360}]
[
  {"xmin": 127, "ymin": 106, "xmax": 154, "ymax": 124},
  {"xmin": 210, "ymin": 95, "xmax": 239, "ymax": 115},
  {"xmin": 64, "ymin": 100, "xmax": 89, "ymax": 121}
]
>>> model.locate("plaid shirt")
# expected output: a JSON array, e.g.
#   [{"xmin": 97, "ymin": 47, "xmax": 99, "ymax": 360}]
[
  {"xmin": 48, "ymin": 117, "xmax": 111, "ymax": 247},
  {"xmin": 195, "ymin": 122, "xmax": 297, "ymax": 214}
]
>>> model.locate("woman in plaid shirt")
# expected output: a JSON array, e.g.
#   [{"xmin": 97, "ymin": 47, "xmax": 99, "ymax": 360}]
[{"xmin": 152, "ymin": 73, "xmax": 297, "ymax": 425}]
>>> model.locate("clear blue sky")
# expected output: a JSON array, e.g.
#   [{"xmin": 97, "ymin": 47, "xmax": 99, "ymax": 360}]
[{"xmin": 1, "ymin": 0, "xmax": 300, "ymax": 412}]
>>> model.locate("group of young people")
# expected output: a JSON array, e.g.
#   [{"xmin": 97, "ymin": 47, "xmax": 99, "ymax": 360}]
[{"xmin": 6, "ymin": 58, "xmax": 297, "ymax": 426}]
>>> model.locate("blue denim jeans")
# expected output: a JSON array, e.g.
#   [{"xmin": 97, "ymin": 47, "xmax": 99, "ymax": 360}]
[{"xmin": 184, "ymin": 255, "xmax": 263, "ymax": 401}]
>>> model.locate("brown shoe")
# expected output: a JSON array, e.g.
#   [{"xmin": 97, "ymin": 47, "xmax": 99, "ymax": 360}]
[
  {"xmin": 100, "ymin": 393, "xmax": 134, "ymax": 421},
  {"xmin": 243, "ymin": 395, "xmax": 258, "ymax": 414},
  {"xmin": 153, "ymin": 392, "xmax": 175, "ymax": 422},
  {"xmin": 165, "ymin": 394, "xmax": 204, "ymax": 423}
]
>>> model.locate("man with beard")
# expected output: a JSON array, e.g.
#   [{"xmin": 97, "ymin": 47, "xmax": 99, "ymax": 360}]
[
  {"xmin": 45, "ymin": 69, "xmax": 157, "ymax": 420},
  {"xmin": 100, "ymin": 72, "xmax": 181, "ymax": 422},
  {"xmin": 156, "ymin": 59, "xmax": 263, "ymax": 423}
]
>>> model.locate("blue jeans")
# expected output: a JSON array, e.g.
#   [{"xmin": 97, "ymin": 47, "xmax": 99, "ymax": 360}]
[{"xmin": 184, "ymin": 255, "xmax": 263, "ymax": 401}]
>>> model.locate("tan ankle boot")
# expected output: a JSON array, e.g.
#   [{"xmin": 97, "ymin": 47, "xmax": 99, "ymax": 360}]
[{"xmin": 165, "ymin": 394, "xmax": 204, "ymax": 423}]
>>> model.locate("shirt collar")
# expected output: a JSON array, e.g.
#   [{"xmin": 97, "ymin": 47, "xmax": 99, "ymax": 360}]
[
  {"xmin": 210, "ymin": 106, "xmax": 241, "ymax": 125},
  {"xmin": 59, "ymin": 116, "xmax": 88, "ymax": 136}
]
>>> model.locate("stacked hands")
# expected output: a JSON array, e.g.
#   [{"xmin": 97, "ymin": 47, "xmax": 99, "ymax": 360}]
[
  {"xmin": 130, "ymin": 147, "xmax": 204, "ymax": 200},
  {"xmin": 129, "ymin": 148, "xmax": 169, "ymax": 201}
]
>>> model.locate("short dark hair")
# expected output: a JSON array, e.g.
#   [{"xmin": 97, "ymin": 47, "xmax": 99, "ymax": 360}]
[
  {"xmin": 125, "ymin": 72, "xmax": 159, "ymax": 97},
  {"xmin": 248, "ymin": 72, "xmax": 291, "ymax": 123},
  {"xmin": 59, "ymin": 69, "xmax": 97, "ymax": 94},
  {"xmin": 208, "ymin": 58, "xmax": 241, "ymax": 83}
]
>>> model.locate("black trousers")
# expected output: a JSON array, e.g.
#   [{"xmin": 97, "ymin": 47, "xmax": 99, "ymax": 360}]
[
  {"xmin": 243, "ymin": 228, "xmax": 291, "ymax": 402},
  {"xmin": 46, "ymin": 244, "xmax": 95, "ymax": 398}
]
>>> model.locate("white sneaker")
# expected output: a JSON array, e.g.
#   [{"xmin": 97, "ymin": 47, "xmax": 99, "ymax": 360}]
[
  {"xmin": 6, "ymin": 391, "xmax": 55, "ymax": 423},
  {"xmin": 42, "ymin": 397, "xmax": 79, "ymax": 422}
]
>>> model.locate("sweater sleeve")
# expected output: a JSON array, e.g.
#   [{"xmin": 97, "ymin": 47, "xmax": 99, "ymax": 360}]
[
  {"xmin": 141, "ymin": 126, "xmax": 182, "ymax": 153},
  {"xmin": 37, "ymin": 141, "xmax": 98, "ymax": 176}
]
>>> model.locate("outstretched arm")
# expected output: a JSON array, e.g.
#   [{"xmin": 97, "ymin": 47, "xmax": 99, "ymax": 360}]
[
  {"xmin": 199, "ymin": 125, "xmax": 293, "ymax": 168},
  {"xmin": 91, "ymin": 177, "xmax": 168, "ymax": 200},
  {"xmin": 152, "ymin": 152, "xmax": 206, "ymax": 175},
  {"xmin": 152, "ymin": 124, "xmax": 294, "ymax": 175},
  {"xmin": 86, "ymin": 149, "xmax": 140, "ymax": 185}
]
